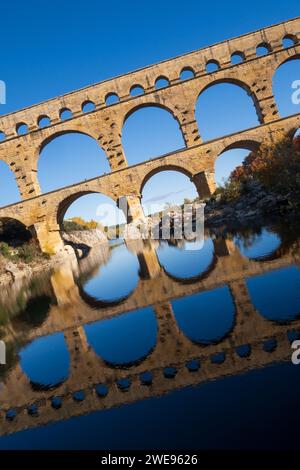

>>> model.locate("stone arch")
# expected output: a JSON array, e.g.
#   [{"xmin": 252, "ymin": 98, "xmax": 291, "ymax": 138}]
[
  {"xmin": 38, "ymin": 128, "xmax": 103, "ymax": 154},
  {"xmin": 55, "ymin": 190, "xmax": 119, "ymax": 227},
  {"xmin": 272, "ymin": 52, "xmax": 300, "ymax": 117},
  {"xmin": 282, "ymin": 34, "xmax": 298, "ymax": 47},
  {"xmin": 122, "ymin": 101, "xmax": 182, "ymax": 128},
  {"xmin": 140, "ymin": 166, "xmax": 200, "ymax": 219},
  {"xmin": 0, "ymin": 216, "xmax": 32, "ymax": 246},
  {"xmin": 218, "ymin": 138, "xmax": 261, "ymax": 155},
  {"xmin": 179, "ymin": 66, "xmax": 195, "ymax": 80},
  {"xmin": 122, "ymin": 104, "xmax": 186, "ymax": 165},
  {"xmin": 214, "ymin": 139, "xmax": 260, "ymax": 187},
  {"xmin": 140, "ymin": 164, "xmax": 194, "ymax": 195},
  {"xmin": 195, "ymin": 78, "xmax": 261, "ymax": 141},
  {"xmin": 38, "ymin": 131, "xmax": 111, "ymax": 193},
  {"xmin": 273, "ymin": 52, "xmax": 300, "ymax": 69}
]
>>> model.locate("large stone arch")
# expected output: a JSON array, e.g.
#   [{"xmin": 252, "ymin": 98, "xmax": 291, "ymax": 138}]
[
  {"xmin": 195, "ymin": 77, "xmax": 261, "ymax": 121},
  {"xmin": 54, "ymin": 189, "xmax": 120, "ymax": 227},
  {"xmin": 272, "ymin": 52, "xmax": 300, "ymax": 118},
  {"xmin": 38, "ymin": 128, "xmax": 103, "ymax": 155},
  {"xmin": 218, "ymin": 138, "xmax": 261, "ymax": 156},
  {"xmin": 122, "ymin": 101, "xmax": 181, "ymax": 127},
  {"xmin": 0, "ymin": 213, "xmax": 30, "ymax": 229},
  {"xmin": 213, "ymin": 139, "xmax": 261, "ymax": 187},
  {"xmin": 272, "ymin": 51, "xmax": 300, "ymax": 73},
  {"xmin": 37, "ymin": 130, "xmax": 111, "ymax": 194},
  {"xmin": 140, "ymin": 164, "xmax": 194, "ymax": 195},
  {"xmin": 121, "ymin": 102, "xmax": 186, "ymax": 164}
]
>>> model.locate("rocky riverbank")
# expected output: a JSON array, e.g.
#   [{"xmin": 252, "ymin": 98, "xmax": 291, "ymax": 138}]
[
  {"xmin": 0, "ymin": 229, "xmax": 108, "ymax": 285},
  {"xmin": 204, "ymin": 179, "xmax": 300, "ymax": 227}
]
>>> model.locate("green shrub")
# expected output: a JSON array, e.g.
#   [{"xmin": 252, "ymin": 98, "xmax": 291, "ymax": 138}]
[
  {"xmin": 17, "ymin": 243, "xmax": 40, "ymax": 263},
  {"xmin": 0, "ymin": 242, "xmax": 11, "ymax": 258}
]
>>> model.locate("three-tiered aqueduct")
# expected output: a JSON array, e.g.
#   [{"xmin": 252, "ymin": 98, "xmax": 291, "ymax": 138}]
[{"xmin": 0, "ymin": 17, "xmax": 300, "ymax": 252}]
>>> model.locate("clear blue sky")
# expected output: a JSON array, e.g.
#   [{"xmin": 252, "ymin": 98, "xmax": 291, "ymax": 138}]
[{"xmin": 0, "ymin": 0, "xmax": 299, "ymax": 223}]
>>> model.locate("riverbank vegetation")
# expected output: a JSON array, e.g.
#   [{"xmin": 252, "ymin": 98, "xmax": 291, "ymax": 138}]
[
  {"xmin": 63, "ymin": 217, "xmax": 100, "ymax": 232},
  {"xmin": 213, "ymin": 131, "xmax": 300, "ymax": 208}
]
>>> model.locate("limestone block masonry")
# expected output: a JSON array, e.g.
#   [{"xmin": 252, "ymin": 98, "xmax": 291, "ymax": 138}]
[{"xmin": 0, "ymin": 17, "xmax": 300, "ymax": 252}]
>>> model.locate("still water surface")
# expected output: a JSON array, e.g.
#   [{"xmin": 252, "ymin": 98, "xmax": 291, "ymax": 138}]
[{"xmin": 0, "ymin": 221, "xmax": 300, "ymax": 449}]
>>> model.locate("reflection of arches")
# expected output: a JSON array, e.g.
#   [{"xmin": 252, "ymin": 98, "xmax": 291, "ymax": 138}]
[
  {"xmin": 172, "ymin": 286, "xmax": 235, "ymax": 344},
  {"xmin": 273, "ymin": 54, "xmax": 300, "ymax": 118},
  {"xmin": 196, "ymin": 80, "xmax": 261, "ymax": 141},
  {"xmin": 0, "ymin": 161, "xmax": 21, "ymax": 207},
  {"xmin": 122, "ymin": 105, "xmax": 185, "ymax": 165},
  {"xmin": 81, "ymin": 244, "xmax": 140, "ymax": 304},
  {"xmin": 38, "ymin": 132, "xmax": 110, "ymax": 193},
  {"xmin": 247, "ymin": 266, "xmax": 300, "ymax": 323},
  {"xmin": 157, "ymin": 238, "xmax": 216, "ymax": 282},
  {"xmin": 19, "ymin": 332, "xmax": 70, "ymax": 390},
  {"xmin": 234, "ymin": 228, "xmax": 281, "ymax": 262},
  {"xmin": 84, "ymin": 307, "xmax": 157, "ymax": 367},
  {"xmin": 12, "ymin": 296, "xmax": 52, "ymax": 329}
]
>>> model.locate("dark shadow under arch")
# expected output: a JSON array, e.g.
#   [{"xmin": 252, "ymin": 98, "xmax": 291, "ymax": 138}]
[{"xmin": 0, "ymin": 217, "xmax": 32, "ymax": 246}]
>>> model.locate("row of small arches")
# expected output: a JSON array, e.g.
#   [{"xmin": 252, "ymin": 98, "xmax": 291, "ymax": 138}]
[
  {"xmin": 5, "ymin": 329, "xmax": 298, "ymax": 422},
  {"xmin": 0, "ymin": 33, "xmax": 297, "ymax": 142}
]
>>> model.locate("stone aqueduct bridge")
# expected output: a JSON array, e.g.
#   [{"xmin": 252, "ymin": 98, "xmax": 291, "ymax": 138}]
[
  {"xmin": 0, "ymin": 17, "xmax": 300, "ymax": 251},
  {"xmin": 0, "ymin": 236, "xmax": 300, "ymax": 436}
]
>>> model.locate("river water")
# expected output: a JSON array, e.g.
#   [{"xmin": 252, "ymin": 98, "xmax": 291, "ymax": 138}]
[{"xmin": 0, "ymin": 219, "xmax": 300, "ymax": 449}]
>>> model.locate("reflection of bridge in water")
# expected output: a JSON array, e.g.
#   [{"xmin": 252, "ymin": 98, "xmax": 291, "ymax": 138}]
[{"xmin": 0, "ymin": 234, "xmax": 300, "ymax": 436}]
